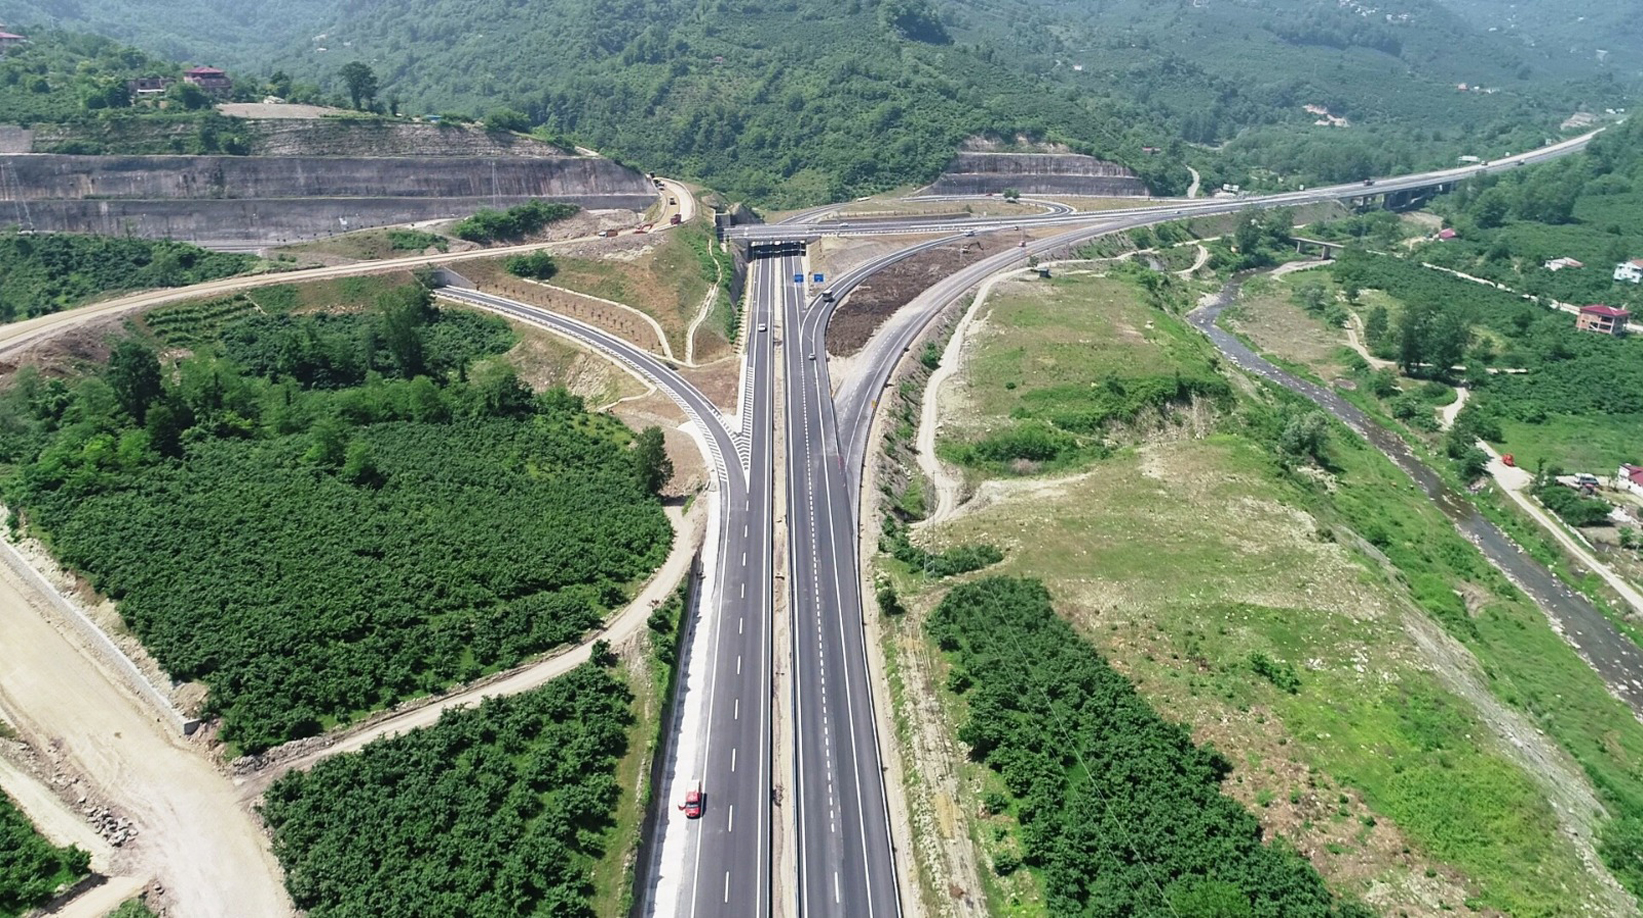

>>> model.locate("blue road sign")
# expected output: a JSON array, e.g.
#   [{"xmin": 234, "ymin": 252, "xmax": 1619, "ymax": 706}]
[
  {"xmin": 813, "ymin": 273, "xmax": 825, "ymax": 283},
  {"xmin": 793, "ymin": 273, "xmax": 804, "ymax": 284}
]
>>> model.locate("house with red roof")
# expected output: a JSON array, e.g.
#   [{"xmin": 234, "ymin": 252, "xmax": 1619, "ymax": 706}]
[
  {"xmin": 0, "ymin": 30, "xmax": 25, "ymax": 54},
  {"xmin": 1576, "ymin": 304, "xmax": 1630, "ymax": 336},
  {"xmin": 1437, "ymin": 228, "xmax": 1458, "ymax": 241},
  {"xmin": 183, "ymin": 66, "xmax": 232, "ymax": 96}
]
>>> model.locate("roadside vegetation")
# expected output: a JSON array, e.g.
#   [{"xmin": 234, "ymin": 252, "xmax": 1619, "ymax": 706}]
[
  {"xmin": 0, "ymin": 792, "xmax": 88, "ymax": 917},
  {"xmin": 930, "ymin": 576, "xmax": 1374, "ymax": 917},
  {"xmin": 544, "ymin": 221, "xmax": 731, "ymax": 358},
  {"xmin": 0, "ymin": 282, "xmax": 673, "ymax": 751},
  {"xmin": 263, "ymin": 659, "xmax": 633, "ymax": 917},
  {"xmin": 452, "ymin": 200, "xmax": 580, "ymax": 244},
  {"xmin": 0, "ymin": 231, "xmax": 257, "ymax": 321},
  {"xmin": 881, "ymin": 267, "xmax": 1643, "ymax": 915}
]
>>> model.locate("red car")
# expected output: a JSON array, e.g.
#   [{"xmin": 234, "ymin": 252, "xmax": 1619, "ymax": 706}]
[{"xmin": 683, "ymin": 786, "xmax": 704, "ymax": 819}]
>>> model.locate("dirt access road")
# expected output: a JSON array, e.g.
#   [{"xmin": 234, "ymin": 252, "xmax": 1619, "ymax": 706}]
[{"xmin": 0, "ymin": 559, "xmax": 292, "ymax": 917}]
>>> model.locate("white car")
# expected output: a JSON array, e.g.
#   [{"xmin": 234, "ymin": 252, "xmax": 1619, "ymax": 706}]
[{"xmin": 758, "ymin": 323, "xmax": 768, "ymax": 332}]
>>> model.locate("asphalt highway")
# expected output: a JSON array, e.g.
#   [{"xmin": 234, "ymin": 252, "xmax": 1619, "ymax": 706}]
[
  {"xmin": 439, "ymin": 287, "xmax": 773, "ymax": 918},
  {"xmin": 781, "ymin": 253, "xmax": 901, "ymax": 918},
  {"xmin": 674, "ymin": 260, "xmax": 777, "ymax": 918}
]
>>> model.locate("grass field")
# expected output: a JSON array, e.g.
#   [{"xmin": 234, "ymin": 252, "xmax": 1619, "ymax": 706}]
[
  {"xmin": 885, "ymin": 270, "xmax": 1643, "ymax": 916},
  {"xmin": 548, "ymin": 222, "xmax": 725, "ymax": 358},
  {"xmin": 1493, "ymin": 415, "xmax": 1642, "ymax": 476},
  {"xmin": 936, "ymin": 271, "xmax": 1227, "ymax": 476}
]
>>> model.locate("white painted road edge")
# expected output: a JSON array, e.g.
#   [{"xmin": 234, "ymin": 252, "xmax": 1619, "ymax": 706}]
[{"xmin": 651, "ymin": 419, "xmax": 726, "ymax": 918}]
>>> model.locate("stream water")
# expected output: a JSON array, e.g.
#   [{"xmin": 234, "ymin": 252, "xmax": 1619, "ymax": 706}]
[{"xmin": 1190, "ymin": 276, "xmax": 1643, "ymax": 715}]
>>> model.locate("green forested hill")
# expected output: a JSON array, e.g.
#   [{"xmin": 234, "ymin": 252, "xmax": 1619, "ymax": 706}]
[
  {"xmin": 1434, "ymin": 0, "xmax": 1643, "ymax": 75},
  {"xmin": 0, "ymin": 0, "xmax": 1631, "ymax": 203}
]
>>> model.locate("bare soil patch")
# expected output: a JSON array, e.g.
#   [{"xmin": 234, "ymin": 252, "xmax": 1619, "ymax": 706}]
[
  {"xmin": 828, "ymin": 236, "xmax": 1012, "ymax": 356},
  {"xmin": 1226, "ymin": 276, "xmax": 1352, "ymax": 381},
  {"xmin": 217, "ymin": 102, "xmax": 347, "ymax": 119}
]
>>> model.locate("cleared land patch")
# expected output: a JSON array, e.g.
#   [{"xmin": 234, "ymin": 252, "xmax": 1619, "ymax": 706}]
[
  {"xmin": 936, "ymin": 270, "xmax": 1229, "ymax": 476},
  {"xmin": 544, "ymin": 222, "xmax": 731, "ymax": 359}
]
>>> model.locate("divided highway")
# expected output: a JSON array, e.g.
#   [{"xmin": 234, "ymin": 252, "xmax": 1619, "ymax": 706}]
[{"xmin": 780, "ymin": 253, "xmax": 901, "ymax": 917}]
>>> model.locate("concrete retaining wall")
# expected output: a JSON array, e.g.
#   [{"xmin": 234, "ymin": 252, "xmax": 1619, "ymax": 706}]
[
  {"xmin": 0, "ymin": 154, "xmax": 652, "ymax": 201},
  {"xmin": 0, "ymin": 194, "xmax": 657, "ymax": 246},
  {"xmin": 927, "ymin": 151, "xmax": 1149, "ymax": 197},
  {"xmin": 0, "ymin": 152, "xmax": 657, "ymax": 245}
]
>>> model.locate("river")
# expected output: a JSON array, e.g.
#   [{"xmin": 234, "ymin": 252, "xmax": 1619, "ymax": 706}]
[{"xmin": 1190, "ymin": 275, "xmax": 1643, "ymax": 715}]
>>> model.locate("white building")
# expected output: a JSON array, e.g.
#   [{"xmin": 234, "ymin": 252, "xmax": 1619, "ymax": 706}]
[
  {"xmin": 1620, "ymin": 465, "xmax": 1643, "ymax": 499},
  {"xmin": 1615, "ymin": 259, "xmax": 1643, "ymax": 284}
]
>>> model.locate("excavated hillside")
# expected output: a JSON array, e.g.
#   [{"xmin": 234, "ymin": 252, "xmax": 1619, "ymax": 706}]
[
  {"xmin": 0, "ymin": 119, "xmax": 656, "ymax": 247},
  {"xmin": 924, "ymin": 147, "xmax": 1149, "ymax": 198}
]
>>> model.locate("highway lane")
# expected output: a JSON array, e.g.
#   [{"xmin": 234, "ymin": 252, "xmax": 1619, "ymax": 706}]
[
  {"xmin": 781, "ymin": 251, "xmax": 901, "ymax": 918},
  {"xmin": 443, "ymin": 285, "xmax": 775, "ymax": 918},
  {"xmin": 676, "ymin": 259, "xmax": 776, "ymax": 918}
]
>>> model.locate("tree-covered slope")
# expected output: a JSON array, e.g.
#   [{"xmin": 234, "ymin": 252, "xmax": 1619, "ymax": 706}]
[
  {"xmin": 1433, "ymin": 0, "xmax": 1643, "ymax": 75},
  {"xmin": 1, "ymin": 0, "xmax": 1628, "ymax": 203}
]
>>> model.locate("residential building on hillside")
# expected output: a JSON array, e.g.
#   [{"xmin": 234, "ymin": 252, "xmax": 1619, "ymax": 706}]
[
  {"xmin": 1615, "ymin": 259, "xmax": 1643, "ymax": 283},
  {"xmin": 1619, "ymin": 465, "xmax": 1643, "ymax": 499},
  {"xmin": 0, "ymin": 30, "xmax": 24, "ymax": 54},
  {"xmin": 127, "ymin": 76, "xmax": 174, "ymax": 99},
  {"xmin": 183, "ymin": 66, "xmax": 232, "ymax": 96},
  {"xmin": 1576, "ymin": 304, "xmax": 1630, "ymax": 336},
  {"xmin": 1544, "ymin": 257, "xmax": 1585, "ymax": 271}
]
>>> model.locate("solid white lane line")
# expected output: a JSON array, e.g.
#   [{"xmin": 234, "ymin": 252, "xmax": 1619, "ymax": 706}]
[{"xmin": 835, "ymin": 872, "xmax": 842, "ymax": 904}]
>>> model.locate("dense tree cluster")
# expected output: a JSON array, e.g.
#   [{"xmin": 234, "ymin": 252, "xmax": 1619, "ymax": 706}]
[
  {"xmin": 453, "ymin": 201, "xmax": 580, "ymax": 244},
  {"xmin": 0, "ymin": 232, "xmax": 254, "ymax": 322},
  {"xmin": 0, "ymin": 792, "xmax": 88, "ymax": 917},
  {"xmin": 0, "ymin": 287, "xmax": 672, "ymax": 751},
  {"xmin": 262, "ymin": 662, "xmax": 632, "ymax": 917},
  {"xmin": 1420, "ymin": 117, "xmax": 1643, "ymax": 309},
  {"xmin": 880, "ymin": 516, "xmax": 1003, "ymax": 578},
  {"xmin": 1332, "ymin": 251, "xmax": 1643, "ymax": 426},
  {"xmin": 929, "ymin": 577, "xmax": 1373, "ymax": 917},
  {"xmin": 505, "ymin": 251, "xmax": 559, "ymax": 281}
]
